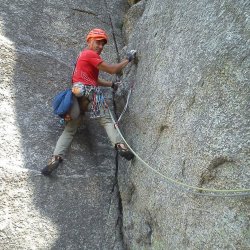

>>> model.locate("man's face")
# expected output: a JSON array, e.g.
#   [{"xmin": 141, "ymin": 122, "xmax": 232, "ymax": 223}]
[{"xmin": 88, "ymin": 39, "xmax": 106, "ymax": 55}]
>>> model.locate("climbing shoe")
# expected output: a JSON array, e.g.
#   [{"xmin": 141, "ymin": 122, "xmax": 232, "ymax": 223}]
[
  {"xmin": 41, "ymin": 155, "xmax": 63, "ymax": 176},
  {"xmin": 115, "ymin": 143, "xmax": 134, "ymax": 161}
]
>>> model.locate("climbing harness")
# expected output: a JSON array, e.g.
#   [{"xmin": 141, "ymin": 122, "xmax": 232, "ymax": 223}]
[{"xmin": 72, "ymin": 83, "xmax": 108, "ymax": 118}]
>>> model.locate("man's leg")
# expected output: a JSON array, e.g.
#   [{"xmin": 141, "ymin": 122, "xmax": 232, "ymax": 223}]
[
  {"xmin": 98, "ymin": 115, "xmax": 121, "ymax": 147},
  {"xmin": 53, "ymin": 118, "xmax": 80, "ymax": 157},
  {"xmin": 41, "ymin": 118, "xmax": 80, "ymax": 176},
  {"xmin": 98, "ymin": 114, "xmax": 134, "ymax": 160},
  {"xmin": 41, "ymin": 97, "xmax": 81, "ymax": 175}
]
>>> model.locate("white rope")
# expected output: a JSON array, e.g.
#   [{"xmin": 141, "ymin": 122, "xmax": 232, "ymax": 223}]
[{"xmin": 117, "ymin": 88, "xmax": 132, "ymax": 124}]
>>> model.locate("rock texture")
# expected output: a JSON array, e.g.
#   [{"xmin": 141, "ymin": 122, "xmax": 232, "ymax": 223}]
[
  {"xmin": 0, "ymin": 0, "xmax": 128, "ymax": 249},
  {"xmin": 1, "ymin": 0, "xmax": 250, "ymax": 249},
  {"xmin": 118, "ymin": 0, "xmax": 250, "ymax": 249}
]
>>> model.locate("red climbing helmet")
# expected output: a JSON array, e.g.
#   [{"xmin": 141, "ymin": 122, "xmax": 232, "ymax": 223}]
[{"xmin": 86, "ymin": 28, "xmax": 108, "ymax": 44}]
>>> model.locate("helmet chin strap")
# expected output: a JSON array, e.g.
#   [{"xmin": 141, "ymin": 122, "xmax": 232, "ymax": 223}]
[{"xmin": 87, "ymin": 39, "xmax": 94, "ymax": 50}]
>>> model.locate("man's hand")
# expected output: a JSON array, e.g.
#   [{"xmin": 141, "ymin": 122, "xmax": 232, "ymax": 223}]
[
  {"xmin": 111, "ymin": 81, "xmax": 120, "ymax": 91},
  {"xmin": 126, "ymin": 50, "xmax": 137, "ymax": 62},
  {"xmin": 64, "ymin": 113, "xmax": 72, "ymax": 121}
]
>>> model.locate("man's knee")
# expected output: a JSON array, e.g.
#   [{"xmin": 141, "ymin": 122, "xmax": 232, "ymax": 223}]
[{"xmin": 64, "ymin": 120, "xmax": 80, "ymax": 134}]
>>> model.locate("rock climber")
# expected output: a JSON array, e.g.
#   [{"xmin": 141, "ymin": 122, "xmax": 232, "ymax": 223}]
[{"xmin": 41, "ymin": 28, "xmax": 136, "ymax": 176}]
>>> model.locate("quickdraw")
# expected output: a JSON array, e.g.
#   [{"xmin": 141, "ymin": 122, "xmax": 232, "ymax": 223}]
[{"xmin": 90, "ymin": 89, "xmax": 107, "ymax": 118}]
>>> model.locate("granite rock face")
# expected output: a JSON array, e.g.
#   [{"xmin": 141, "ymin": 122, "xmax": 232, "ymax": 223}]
[
  {"xmin": 0, "ymin": 0, "xmax": 128, "ymax": 249},
  {"xmin": 117, "ymin": 0, "xmax": 250, "ymax": 249},
  {"xmin": 1, "ymin": 0, "xmax": 250, "ymax": 249}
]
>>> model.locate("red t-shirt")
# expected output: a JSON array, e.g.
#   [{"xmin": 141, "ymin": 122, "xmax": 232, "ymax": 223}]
[{"xmin": 72, "ymin": 49, "xmax": 103, "ymax": 86}]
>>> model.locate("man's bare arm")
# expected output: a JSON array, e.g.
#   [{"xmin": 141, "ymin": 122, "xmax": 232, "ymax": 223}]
[{"xmin": 97, "ymin": 59, "xmax": 129, "ymax": 74}]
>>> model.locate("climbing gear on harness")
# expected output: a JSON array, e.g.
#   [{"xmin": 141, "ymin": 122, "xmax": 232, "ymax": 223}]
[
  {"xmin": 52, "ymin": 88, "xmax": 73, "ymax": 118},
  {"xmin": 115, "ymin": 143, "xmax": 134, "ymax": 161},
  {"xmin": 72, "ymin": 83, "xmax": 94, "ymax": 97},
  {"xmin": 72, "ymin": 83, "xmax": 107, "ymax": 118},
  {"xmin": 86, "ymin": 28, "xmax": 108, "ymax": 44},
  {"xmin": 126, "ymin": 50, "xmax": 137, "ymax": 62},
  {"xmin": 59, "ymin": 118, "xmax": 66, "ymax": 126},
  {"xmin": 41, "ymin": 155, "xmax": 63, "ymax": 176}
]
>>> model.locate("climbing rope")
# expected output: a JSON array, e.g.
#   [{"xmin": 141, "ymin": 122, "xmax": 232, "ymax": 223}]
[
  {"xmin": 116, "ymin": 81, "xmax": 136, "ymax": 124},
  {"xmin": 108, "ymin": 108, "xmax": 250, "ymax": 197}
]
